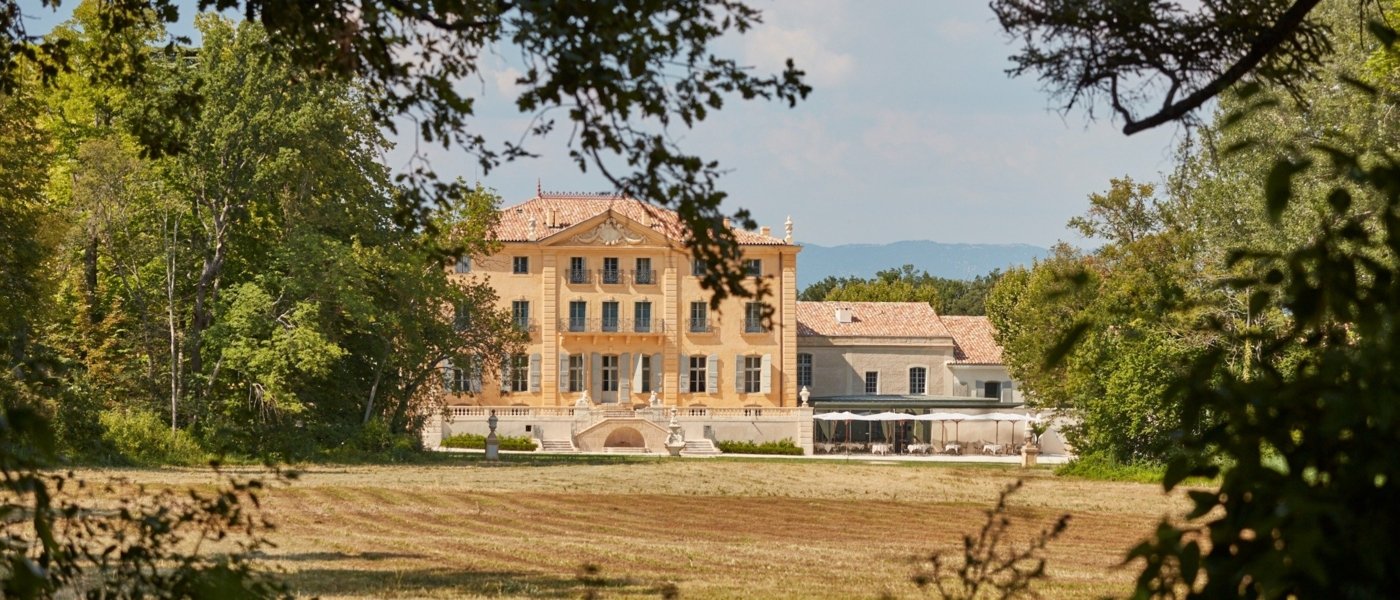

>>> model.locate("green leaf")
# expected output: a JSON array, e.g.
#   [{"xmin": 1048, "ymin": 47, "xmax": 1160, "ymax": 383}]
[
  {"xmin": 1368, "ymin": 19, "xmax": 1398, "ymax": 48},
  {"xmin": 1042, "ymin": 320, "xmax": 1090, "ymax": 370},
  {"xmin": 1264, "ymin": 159, "xmax": 1310, "ymax": 223},
  {"xmin": 1163, "ymin": 458, "xmax": 1191, "ymax": 490},
  {"xmin": 1180, "ymin": 540, "xmax": 1201, "ymax": 586},
  {"xmin": 1327, "ymin": 188, "xmax": 1352, "ymax": 215},
  {"xmin": 1338, "ymin": 75, "xmax": 1377, "ymax": 97}
]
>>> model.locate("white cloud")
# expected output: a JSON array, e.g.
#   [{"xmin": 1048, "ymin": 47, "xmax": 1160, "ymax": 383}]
[{"xmin": 742, "ymin": 3, "xmax": 856, "ymax": 87}]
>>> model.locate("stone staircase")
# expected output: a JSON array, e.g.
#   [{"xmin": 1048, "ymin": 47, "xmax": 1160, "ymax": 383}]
[
  {"xmin": 681, "ymin": 439, "xmax": 722, "ymax": 456},
  {"xmin": 539, "ymin": 439, "xmax": 579, "ymax": 453}
]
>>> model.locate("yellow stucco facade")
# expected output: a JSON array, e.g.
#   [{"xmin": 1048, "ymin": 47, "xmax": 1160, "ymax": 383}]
[{"xmin": 449, "ymin": 193, "xmax": 800, "ymax": 409}]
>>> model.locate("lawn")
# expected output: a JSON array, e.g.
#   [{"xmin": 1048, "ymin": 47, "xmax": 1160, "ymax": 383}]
[{"xmin": 78, "ymin": 456, "xmax": 1187, "ymax": 599}]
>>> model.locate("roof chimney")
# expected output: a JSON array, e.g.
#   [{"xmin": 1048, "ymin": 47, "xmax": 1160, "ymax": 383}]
[
  {"xmin": 760, "ymin": 226, "xmax": 771, "ymax": 237},
  {"xmin": 835, "ymin": 307, "xmax": 853, "ymax": 324},
  {"xmin": 723, "ymin": 216, "xmax": 731, "ymax": 229}
]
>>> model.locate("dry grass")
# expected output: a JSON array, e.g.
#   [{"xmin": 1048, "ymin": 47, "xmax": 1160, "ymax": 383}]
[{"xmin": 74, "ymin": 457, "xmax": 1187, "ymax": 599}]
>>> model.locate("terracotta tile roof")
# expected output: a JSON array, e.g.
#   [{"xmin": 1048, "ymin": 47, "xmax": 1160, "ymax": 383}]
[
  {"xmin": 796, "ymin": 302, "xmax": 951, "ymax": 338},
  {"xmin": 943, "ymin": 316, "xmax": 1004, "ymax": 365},
  {"xmin": 491, "ymin": 192, "xmax": 790, "ymax": 245}
]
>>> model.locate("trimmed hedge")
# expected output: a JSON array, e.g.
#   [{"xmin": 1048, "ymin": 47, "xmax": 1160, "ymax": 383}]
[
  {"xmin": 715, "ymin": 438, "xmax": 804, "ymax": 455},
  {"xmin": 441, "ymin": 433, "xmax": 536, "ymax": 451}
]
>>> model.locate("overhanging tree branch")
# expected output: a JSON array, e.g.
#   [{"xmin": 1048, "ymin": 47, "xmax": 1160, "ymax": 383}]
[{"xmin": 1122, "ymin": 0, "xmax": 1324, "ymax": 135}]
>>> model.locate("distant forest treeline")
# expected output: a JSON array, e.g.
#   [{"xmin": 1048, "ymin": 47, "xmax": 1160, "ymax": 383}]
[{"xmin": 799, "ymin": 265, "xmax": 1001, "ymax": 316}]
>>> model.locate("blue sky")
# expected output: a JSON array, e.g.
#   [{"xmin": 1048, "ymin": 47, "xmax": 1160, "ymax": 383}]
[{"xmin": 25, "ymin": 0, "xmax": 1184, "ymax": 247}]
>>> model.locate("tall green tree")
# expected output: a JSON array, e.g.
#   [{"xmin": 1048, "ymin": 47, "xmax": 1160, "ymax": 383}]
[
  {"xmin": 800, "ymin": 265, "xmax": 1003, "ymax": 316},
  {"xmin": 3, "ymin": 0, "xmax": 811, "ymax": 305}
]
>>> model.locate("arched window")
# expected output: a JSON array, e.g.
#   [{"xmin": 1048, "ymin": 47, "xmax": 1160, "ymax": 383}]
[{"xmin": 909, "ymin": 367, "xmax": 927, "ymax": 395}]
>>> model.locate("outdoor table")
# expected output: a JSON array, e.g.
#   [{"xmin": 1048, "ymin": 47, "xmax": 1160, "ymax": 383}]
[
  {"xmin": 871, "ymin": 443, "xmax": 891, "ymax": 455},
  {"xmin": 907, "ymin": 443, "xmax": 929, "ymax": 455},
  {"xmin": 944, "ymin": 443, "xmax": 962, "ymax": 455},
  {"xmin": 983, "ymin": 443, "xmax": 1004, "ymax": 455}
]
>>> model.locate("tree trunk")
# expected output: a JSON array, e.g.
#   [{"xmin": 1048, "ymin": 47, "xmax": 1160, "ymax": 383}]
[
  {"xmin": 188, "ymin": 204, "xmax": 229, "ymax": 377},
  {"xmin": 362, "ymin": 341, "xmax": 389, "ymax": 425},
  {"xmin": 166, "ymin": 214, "xmax": 181, "ymax": 431},
  {"xmin": 84, "ymin": 235, "xmax": 99, "ymax": 325}
]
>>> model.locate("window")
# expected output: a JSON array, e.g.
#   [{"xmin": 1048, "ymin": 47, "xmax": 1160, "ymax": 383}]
[
  {"xmin": 569, "ymin": 300, "xmax": 587, "ymax": 332},
  {"xmin": 743, "ymin": 258, "xmax": 762, "ymax": 277},
  {"xmin": 569, "ymin": 256, "xmax": 588, "ymax": 283},
  {"xmin": 797, "ymin": 353, "xmax": 812, "ymax": 388},
  {"xmin": 510, "ymin": 353, "xmax": 529, "ymax": 392},
  {"xmin": 602, "ymin": 257, "xmax": 620, "ymax": 284},
  {"xmin": 688, "ymin": 355, "xmax": 707, "ymax": 393},
  {"xmin": 864, "ymin": 371, "xmax": 879, "ymax": 394},
  {"xmin": 689, "ymin": 301, "xmax": 708, "ymax": 332},
  {"xmin": 444, "ymin": 360, "xmax": 479, "ymax": 393},
  {"xmin": 744, "ymin": 302, "xmax": 766, "ymax": 333},
  {"xmin": 567, "ymin": 355, "xmax": 585, "ymax": 392},
  {"xmin": 601, "ymin": 354, "xmax": 619, "ymax": 392},
  {"xmin": 743, "ymin": 355, "xmax": 762, "ymax": 393},
  {"xmin": 909, "ymin": 367, "xmax": 927, "ymax": 395},
  {"xmin": 453, "ymin": 303, "xmax": 471, "ymax": 332},
  {"xmin": 634, "ymin": 301, "xmax": 652, "ymax": 332},
  {"xmin": 691, "ymin": 258, "xmax": 705, "ymax": 276},
  {"xmin": 640, "ymin": 355, "xmax": 652, "ymax": 393},
  {"xmin": 511, "ymin": 300, "xmax": 529, "ymax": 331},
  {"xmin": 452, "ymin": 367, "xmax": 472, "ymax": 393},
  {"xmin": 984, "ymin": 381, "xmax": 1002, "ymax": 400},
  {"xmin": 512, "ymin": 256, "xmax": 529, "ymax": 274},
  {"xmin": 634, "ymin": 257, "xmax": 653, "ymax": 284},
  {"xmin": 454, "ymin": 256, "xmax": 471, "ymax": 273},
  {"xmin": 601, "ymin": 301, "xmax": 619, "ymax": 331}
]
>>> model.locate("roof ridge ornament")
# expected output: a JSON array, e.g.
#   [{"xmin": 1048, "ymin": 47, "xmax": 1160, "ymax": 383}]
[{"xmin": 784, "ymin": 215, "xmax": 793, "ymax": 244}]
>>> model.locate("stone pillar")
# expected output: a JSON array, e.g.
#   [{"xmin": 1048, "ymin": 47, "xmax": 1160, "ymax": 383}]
[
  {"xmin": 797, "ymin": 405, "xmax": 814, "ymax": 455},
  {"xmin": 541, "ymin": 254, "xmax": 559, "ymax": 405}
]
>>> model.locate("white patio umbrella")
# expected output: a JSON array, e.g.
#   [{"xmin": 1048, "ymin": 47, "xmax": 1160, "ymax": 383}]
[
  {"xmin": 967, "ymin": 412, "xmax": 1032, "ymax": 446},
  {"xmin": 814, "ymin": 411, "xmax": 862, "ymax": 445},
  {"xmin": 867, "ymin": 412, "xmax": 910, "ymax": 449},
  {"xmin": 915, "ymin": 412, "xmax": 970, "ymax": 447}
]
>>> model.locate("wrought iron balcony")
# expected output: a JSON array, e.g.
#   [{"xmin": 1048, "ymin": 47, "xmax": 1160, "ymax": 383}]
[
  {"xmin": 599, "ymin": 268, "xmax": 623, "ymax": 285},
  {"xmin": 562, "ymin": 318, "xmax": 666, "ymax": 334},
  {"xmin": 632, "ymin": 269, "xmax": 656, "ymax": 285},
  {"xmin": 688, "ymin": 318, "xmax": 713, "ymax": 333},
  {"xmin": 566, "ymin": 269, "xmax": 592, "ymax": 284}
]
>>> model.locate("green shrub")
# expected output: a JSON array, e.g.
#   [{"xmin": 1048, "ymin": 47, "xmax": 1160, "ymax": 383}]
[
  {"xmin": 319, "ymin": 419, "xmax": 424, "ymax": 463},
  {"xmin": 99, "ymin": 409, "xmax": 208, "ymax": 466},
  {"xmin": 1053, "ymin": 452, "xmax": 1165, "ymax": 483},
  {"xmin": 715, "ymin": 438, "xmax": 804, "ymax": 455},
  {"xmin": 441, "ymin": 433, "xmax": 536, "ymax": 451}
]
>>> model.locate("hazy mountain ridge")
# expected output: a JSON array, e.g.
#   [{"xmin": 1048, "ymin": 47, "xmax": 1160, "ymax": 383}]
[{"xmin": 796, "ymin": 240, "xmax": 1048, "ymax": 288}]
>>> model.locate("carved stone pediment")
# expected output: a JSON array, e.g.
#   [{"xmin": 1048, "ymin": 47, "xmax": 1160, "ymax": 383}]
[{"xmin": 572, "ymin": 217, "xmax": 645, "ymax": 246}]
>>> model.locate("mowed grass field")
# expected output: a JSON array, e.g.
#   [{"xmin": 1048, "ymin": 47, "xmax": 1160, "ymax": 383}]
[{"xmin": 79, "ymin": 457, "xmax": 1187, "ymax": 599}]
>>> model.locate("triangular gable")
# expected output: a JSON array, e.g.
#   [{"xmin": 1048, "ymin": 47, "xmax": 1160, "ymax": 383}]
[{"xmin": 538, "ymin": 208, "xmax": 679, "ymax": 249}]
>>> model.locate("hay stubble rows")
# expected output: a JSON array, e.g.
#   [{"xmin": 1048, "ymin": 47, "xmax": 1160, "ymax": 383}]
[{"xmin": 84, "ymin": 459, "xmax": 1186, "ymax": 599}]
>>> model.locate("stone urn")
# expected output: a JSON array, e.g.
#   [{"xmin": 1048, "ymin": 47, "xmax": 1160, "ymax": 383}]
[
  {"xmin": 663, "ymin": 408, "xmax": 686, "ymax": 456},
  {"xmin": 1019, "ymin": 425, "xmax": 1040, "ymax": 468}
]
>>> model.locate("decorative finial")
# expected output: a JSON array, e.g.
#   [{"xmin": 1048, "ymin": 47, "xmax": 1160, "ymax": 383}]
[
  {"xmin": 784, "ymin": 215, "xmax": 793, "ymax": 244},
  {"xmin": 536, "ymin": 178, "xmax": 542, "ymax": 197}
]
